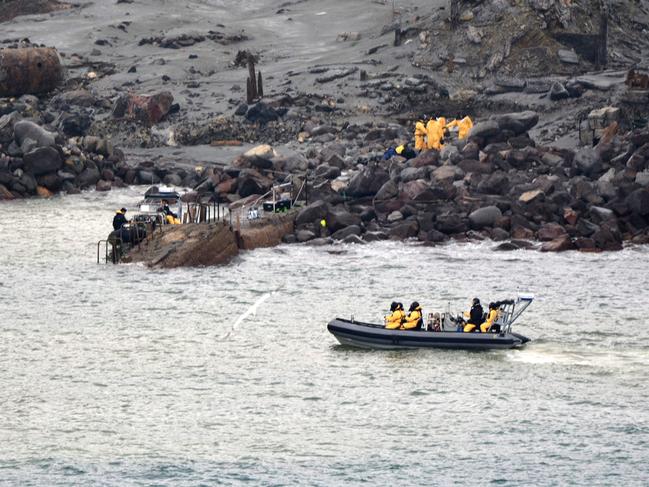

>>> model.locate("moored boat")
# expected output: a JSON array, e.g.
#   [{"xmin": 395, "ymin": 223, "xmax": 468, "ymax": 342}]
[{"xmin": 328, "ymin": 295, "xmax": 533, "ymax": 350}]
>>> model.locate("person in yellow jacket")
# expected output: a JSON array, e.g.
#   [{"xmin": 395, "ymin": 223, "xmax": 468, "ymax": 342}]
[
  {"xmin": 426, "ymin": 117, "xmax": 446, "ymax": 151},
  {"xmin": 414, "ymin": 120, "xmax": 427, "ymax": 151},
  {"xmin": 385, "ymin": 302, "xmax": 405, "ymax": 329},
  {"xmin": 401, "ymin": 301, "xmax": 423, "ymax": 330},
  {"xmin": 446, "ymin": 116, "xmax": 474, "ymax": 140},
  {"xmin": 480, "ymin": 303, "xmax": 500, "ymax": 333},
  {"xmin": 457, "ymin": 116, "xmax": 473, "ymax": 140}
]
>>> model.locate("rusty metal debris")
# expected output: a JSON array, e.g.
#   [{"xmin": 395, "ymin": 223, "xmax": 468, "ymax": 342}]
[{"xmin": 0, "ymin": 48, "xmax": 63, "ymax": 97}]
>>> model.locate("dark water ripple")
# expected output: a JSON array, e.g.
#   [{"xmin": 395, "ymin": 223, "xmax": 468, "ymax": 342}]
[{"xmin": 1, "ymin": 189, "xmax": 649, "ymax": 485}]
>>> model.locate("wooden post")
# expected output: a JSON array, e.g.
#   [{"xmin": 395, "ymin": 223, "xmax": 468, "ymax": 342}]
[
  {"xmin": 257, "ymin": 71, "xmax": 264, "ymax": 98},
  {"xmin": 450, "ymin": 0, "xmax": 460, "ymax": 30},
  {"xmin": 246, "ymin": 77, "xmax": 253, "ymax": 104},
  {"xmin": 597, "ymin": 8, "xmax": 608, "ymax": 69},
  {"xmin": 248, "ymin": 59, "xmax": 257, "ymax": 99}
]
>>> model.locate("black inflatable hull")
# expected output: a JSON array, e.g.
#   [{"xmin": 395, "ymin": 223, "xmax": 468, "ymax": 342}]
[{"xmin": 327, "ymin": 318, "xmax": 530, "ymax": 350}]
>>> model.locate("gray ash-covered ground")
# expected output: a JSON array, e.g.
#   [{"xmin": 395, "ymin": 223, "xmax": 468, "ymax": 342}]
[{"xmin": 2, "ymin": 0, "xmax": 649, "ymax": 252}]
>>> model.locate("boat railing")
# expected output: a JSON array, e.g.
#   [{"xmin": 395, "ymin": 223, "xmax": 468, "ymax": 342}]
[
  {"xmin": 183, "ymin": 201, "xmax": 225, "ymax": 224},
  {"xmin": 499, "ymin": 295, "xmax": 534, "ymax": 334},
  {"xmin": 97, "ymin": 238, "xmax": 122, "ymax": 264}
]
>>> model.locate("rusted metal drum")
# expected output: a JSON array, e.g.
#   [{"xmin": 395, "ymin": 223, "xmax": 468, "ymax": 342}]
[{"xmin": 0, "ymin": 47, "xmax": 63, "ymax": 97}]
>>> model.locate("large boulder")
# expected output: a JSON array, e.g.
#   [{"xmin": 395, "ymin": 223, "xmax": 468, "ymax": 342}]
[
  {"xmin": 626, "ymin": 188, "xmax": 649, "ymax": 216},
  {"xmin": 375, "ymin": 179, "xmax": 399, "ymax": 200},
  {"xmin": 432, "ymin": 165, "xmax": 464, "ymax": 182},
  {"xmin": 246, "ymin": 102, "xmax": 280, "ymax": 124},
  {"xmin": 574, "ymin": 147, "xmax": 602, "ymax": 176},
  {"xmin": 490, "ymin": 111, "xmax": 539, "ymax": 135},
  {"xmin": 326, "ymin": 207, "xmax": 362, "ymax": 232},
  {"xmin": 77, "ymin": 166, "xmax": 101, "ymax": 188},
  {"xmin": 537, "ymin": 223, "xmax": 567, "ymax": 241},
  {"xmin": 23, "ymin": 146, "xmax": 62, "ymax": 176},
  {"xmin": 400, "ymin": 166, "xmax": 429, "ymax": 182},
  {"xmin": 346, "ymin": 165, "xmax": 390, "ymax": 197},
  {"xmin": 400, "ymin": 180, "xmax": 432, "ymax": 201},
  {"xmin": 295, "ymin": 200, "xmax": 328, "ymax": 226},
  {"xmin": 469, "ymin": 206, "xmax": 502, "ymax": 229},
  {"xmin": 477, "ymin": 172, "xmax": 510, "ymax": 194},
  {"xmin": 112, "ymin": 91, "xmax": 174, "ymax": 124},
  {"xmin": 0, "ymin": 112, "xmax": 21, "ymax": 144},
  {"xmin": 13, "ymin": 120, "xmax": 57, "ymax": 149},
  {"xmin": 237, "ymin": 169, "xmax": 272, "ymax": 198},
  {"xmin": 540, "ymin": 235, "xmax": 574, "ymax": 252},
  {"xmin": 389, "ymin": 219, "xmax": 419, "ymax": 239},
  {"xmin": 468, "ymin": 120, "xmax": 500, "ymax": 139},
  {"xmin": 331, "ymin": 225, "xmax": 362, "ymax": 240}
]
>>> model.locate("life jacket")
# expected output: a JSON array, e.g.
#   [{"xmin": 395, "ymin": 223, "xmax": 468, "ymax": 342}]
[
  {"xmin": 402, "ymin": 307, "xmax": 423, "ymax": 330},
  {"xmin": 481, "ymin": 309, "xmax": 499, "ymax": 333},
  {"xmin": 468, "ymin": 304, "xmax": 484, "ymax": 325}
]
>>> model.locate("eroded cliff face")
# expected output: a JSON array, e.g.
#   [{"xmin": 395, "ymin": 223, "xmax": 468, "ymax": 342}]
[{"xmin": 122, "ymin": 212, "xmax": 294, "ymax": 268}]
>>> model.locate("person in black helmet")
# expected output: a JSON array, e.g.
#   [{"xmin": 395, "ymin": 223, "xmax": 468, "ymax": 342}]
[
  {"xmin": 464, "ymin": 298, "xmax": 484, "ymax": 332},
  {"xmin": 113, "ymin": 207, "xmax": 128, "ymax": 230},
  {"xmin": 402, "ymin": 301, "xmax": 423, "ymax": 330}
]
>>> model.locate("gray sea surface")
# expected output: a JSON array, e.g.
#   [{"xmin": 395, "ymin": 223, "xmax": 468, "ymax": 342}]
[{"xmin": 1, "ymin": 188, "xmax": 648, "ymax": 486}]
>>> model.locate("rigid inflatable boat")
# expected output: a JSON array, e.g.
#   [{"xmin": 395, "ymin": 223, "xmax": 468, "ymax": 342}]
[{"xmin": 327, "ymin": 295, "xmax": 533, "ymax": 350}]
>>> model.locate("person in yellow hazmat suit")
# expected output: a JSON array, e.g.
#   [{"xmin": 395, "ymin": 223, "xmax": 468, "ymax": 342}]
[
  {"xmin": 414, "ymin": 120, "xmax": 427, "ymax": 151},
  {"xmin": 446, "ymin": 116, "xmax": 474, "ymax": 140},
  {"xmin": 480, "ymin": 303, "xmax": 500, "ymax": 333},
  {"xmin": 401, "ymin": 302, "xmax": 423, "ymax": 330},
  {"xmin": 385, "ymin": 302, "xmax": 405, "ymax": 329},
  {"xmin": 458, "ymin": 116, "xmax": 473, "ymax": 139},
  {"xmin": 426, "ymin": 117, "xmax": 446, "ymax": 150}
]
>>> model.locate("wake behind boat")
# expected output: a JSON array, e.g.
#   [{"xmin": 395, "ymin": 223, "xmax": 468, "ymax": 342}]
[{"xmin": 328, "ymin": 295, "xmax": 533, "ymax": 350}]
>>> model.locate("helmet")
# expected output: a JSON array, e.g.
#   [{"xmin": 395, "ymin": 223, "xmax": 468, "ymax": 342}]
[
  {"xmin": 390, "ymin": 302, "xmax": 398, "ymax": 311},
  {"xmin": 397, "ymin": 302, "xmax": 404, "ymax": 310},
  {"xmin": 409, "ymin": 301, "xmax": 420, "ymax": 311},
  {"xmin": 472, "ymin": 298, "xmax": 480, "ymax": 305}
]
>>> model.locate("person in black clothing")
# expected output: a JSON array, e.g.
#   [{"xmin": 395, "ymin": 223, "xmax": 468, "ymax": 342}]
[
  {"xmin": 112, "ymin": 208, "xmax": 128, "ymax": 230},
  {"xmin": 463, "ymin": 298, "xmax": 485, "ymax": 333},
  {"xmin": 468, "ymin": 298, "xmax": 484, "ymax": 326},
  {"xmin": 162, "ymin": 200, "xmax": 178, "ymax": 219}
]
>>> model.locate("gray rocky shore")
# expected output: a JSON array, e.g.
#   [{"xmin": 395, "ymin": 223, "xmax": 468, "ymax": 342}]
[{"xmin": 2, "ymin": 0, "xmax": 649, "ymax": 253}]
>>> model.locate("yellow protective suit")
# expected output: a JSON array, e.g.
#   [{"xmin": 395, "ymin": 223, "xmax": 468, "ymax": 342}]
[
  {"xmin": 463, "ymin": 323, "xmax": 477, "ymax": 333},
  {"xmin": 166, "ymin": 215, "xmax": 181, "ymax": 225},
  {"xmin": 426, "ymin": 118, "xmax": 446, "ymax": 150},
  {"xmin": 385, "ymin": 310, "xmax": 405, "ymax": 329},
  {"xmin": 446, "ymin": 116, "xmax": 474, "ymax": 140},
  {"xmin": 396, "ymin": 144, "xmax": 405, "ymax": 155},
  {"xmin": 402, "ymin": 307, "xmax": 422, "ymax": 330},
  {"xmin": 480, "ymin": 309, "xmax": 499, "ymax": 333},
  {"xmin": 414, "ymin": 121, "xmax": 427, "ymax": 151},
  {"xmin": 458, "ymin": 116, "xmax": 473, "ymax": 139}
]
